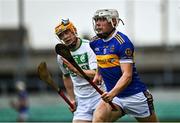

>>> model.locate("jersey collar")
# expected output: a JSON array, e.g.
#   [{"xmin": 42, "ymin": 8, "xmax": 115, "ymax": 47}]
[
  {"xmin": 71, "ymin": 38, "xmax": 82, "ymax": 52},
  {"xmin": 103, "ymin": 29, "xmax": 118, "ymax": 42}
]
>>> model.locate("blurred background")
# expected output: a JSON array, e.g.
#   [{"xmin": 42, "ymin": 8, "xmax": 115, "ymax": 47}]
[{"xmin": 0, "ymin": 0, "xmax": 180, "ymax": 122}]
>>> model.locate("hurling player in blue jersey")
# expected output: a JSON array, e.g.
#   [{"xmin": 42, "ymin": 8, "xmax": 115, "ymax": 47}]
[
  {"xmin": 10, "ymin": 81, "xmax": 29, "ymax": 122},
  {"xmin": 90, "ymin": 9, "xmax": 158, "ymax": 122}
]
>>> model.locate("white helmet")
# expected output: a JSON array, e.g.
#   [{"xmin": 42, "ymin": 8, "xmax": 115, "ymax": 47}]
[
  {"xmin": 16, "ymin": 81, "xmax": 26, "ymax": 91},
  {"xmin": 93, "ymin": 9, "xmax": 120, "ymax": 27},
  {"xmin": 92, "ymin": 9, "xmax": 124, "ymax": 38}
]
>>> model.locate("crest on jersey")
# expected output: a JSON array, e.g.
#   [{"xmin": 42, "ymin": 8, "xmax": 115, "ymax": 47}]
[
  {"xmin": 110, "ymin": 45, "xmax": 115, "ymax": 52},
  {"xmin": 103, "ymin": 48, "xmax": 107, "ymax": 54},
  {"xmin": 95, "ymin": 47, "xmax": 100, "ymax": 52},
  {"xmin": 125, "ymin": 48, "xmax": 133, "ymax": 57},
  {"xmin": 80, "ymin": 54, "xmax": 86, "ymax": 63}
]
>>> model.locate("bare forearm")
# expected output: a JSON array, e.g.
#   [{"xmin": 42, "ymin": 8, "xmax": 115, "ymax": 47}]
[
  {"xmin": 74, "ymin": 69, "xmax": 96, "ymax": 79},
  {"xmin": 63, "ymin": 76, "xmax": 75, "ymax": 101},
  {"xmin": 82, "ymin": 69, "xmax": 96, "ymax": 78},
  {"xmin": 110, "ymin": 73, "xmax": 132, "ymax": 97}
]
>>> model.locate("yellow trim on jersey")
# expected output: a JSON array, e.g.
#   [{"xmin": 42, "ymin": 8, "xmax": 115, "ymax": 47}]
[
  {"xmin": 90, "ymin": 36, "xmax": 100, "ymax": 42},
  {"xmin": 115, "ymin": 33, "xmax": 125, "ymax": 44},
  {"xmin": 96, "ymin": 54, "xmax": 120, "ymax": 68}
]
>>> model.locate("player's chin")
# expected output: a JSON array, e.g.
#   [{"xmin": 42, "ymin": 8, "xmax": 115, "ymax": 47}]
[{"xmin": 97, "ymin": 30, "xmax": 104, "ymax": 34}]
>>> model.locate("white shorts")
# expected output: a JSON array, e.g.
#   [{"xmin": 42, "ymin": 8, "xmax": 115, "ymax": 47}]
[
  {"xmin": 112, "ymin": 91, "xmax": 154, "ymax": 118},
  {"xmin": 19, "ymin": 111, "xmax": 29, "ymax": 121},
  {"xmin": 73, "ymin": 93, "xmax": 101, "ymax": 121}
]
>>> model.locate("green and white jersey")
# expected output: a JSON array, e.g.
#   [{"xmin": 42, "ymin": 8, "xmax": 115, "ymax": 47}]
[{"xmin": 57, "ymin": 39, "xmax": 104, "ymax": 98}]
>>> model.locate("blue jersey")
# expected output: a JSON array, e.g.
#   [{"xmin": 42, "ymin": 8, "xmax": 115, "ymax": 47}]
[
  {"xmin": 90, "ymin": 30, "xmax": 147, "ymax": 97},
  {"xmin": 18, "ymin": 91, "xmax": 29, "ymax": 113}
]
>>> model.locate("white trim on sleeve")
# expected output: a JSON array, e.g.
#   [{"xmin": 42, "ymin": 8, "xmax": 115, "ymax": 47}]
[{"xmin": 119, "ymin": 59, "xmax": 133, "ymax": 63}]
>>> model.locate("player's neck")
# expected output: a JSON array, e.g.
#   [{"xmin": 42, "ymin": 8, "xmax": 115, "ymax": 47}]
[
  {"xmin": 75, "ymin": 38, "xmax": 81, "ymax": 49},
  {"xmin": 106, "ymin": 28, "xmax": 116, "ymax": 39}
]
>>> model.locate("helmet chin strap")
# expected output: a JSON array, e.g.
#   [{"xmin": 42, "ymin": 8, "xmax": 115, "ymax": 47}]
[{"xmin": 97, "ymin": 28, "xmax": 115, "ymax": 39}]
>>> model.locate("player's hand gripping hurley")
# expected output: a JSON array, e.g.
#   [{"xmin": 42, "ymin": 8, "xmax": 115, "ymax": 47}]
[
  {"xmin": 37, "ymin": 62, "xmax": 74, "ymax": 109},
  {"xmin": 55, "ymin": 43, "xmax": 117, "ymax": 111}
]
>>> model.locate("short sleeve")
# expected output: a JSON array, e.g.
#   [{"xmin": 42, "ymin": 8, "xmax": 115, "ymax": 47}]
[
  {"xmin": 87, "ymin": 44, "xmax": 97, "ymax": 70},
  {"xmin": 57, "ymin": 55, "xmax": 69, "ymax": 75},
  {"xmin": 118, "ymin": 41, "xmax": 134, "ymax": 64}
]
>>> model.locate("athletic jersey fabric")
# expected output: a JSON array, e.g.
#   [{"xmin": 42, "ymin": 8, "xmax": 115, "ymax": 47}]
[
  {"xmin": 90, "ymin": 30, "xmax": 147, "ymax": 97},
  {"xmin": 18, "ymin": 91, "xmax": 28, "ymax": 113},
  {"xmin": 57, "ymin": 38, "xmax": 104, "ymax": 98}
]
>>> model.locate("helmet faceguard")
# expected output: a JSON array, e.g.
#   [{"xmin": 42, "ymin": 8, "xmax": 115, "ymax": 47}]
[{"xmin": 92, "ymin": 9, "xmax": 124, "ymax": 39}]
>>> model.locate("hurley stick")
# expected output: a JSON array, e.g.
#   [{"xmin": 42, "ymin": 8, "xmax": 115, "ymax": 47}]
[
  {"xmin": 37, "ymin": 62, "xmax": 74, "ymax": 109},
  {"xmin": 55, "ymin": 43, "xmax": 117, "ymax": 111}
]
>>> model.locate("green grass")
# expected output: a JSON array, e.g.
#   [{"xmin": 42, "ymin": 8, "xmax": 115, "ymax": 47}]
[{"xmin": 0, "ymin": 101, "xmax": 180, "ymax": 122}]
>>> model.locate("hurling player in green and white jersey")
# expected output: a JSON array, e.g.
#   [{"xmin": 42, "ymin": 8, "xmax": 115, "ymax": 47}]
[{"xmin": 55, "ymin": 19, "xmax": 104, "ymax": 123}]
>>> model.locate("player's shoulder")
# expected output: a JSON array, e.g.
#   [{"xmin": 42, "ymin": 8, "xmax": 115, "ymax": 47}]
[
  {"xmin": 80, "ymin": 38, "xmax": 93, "ymax": 50},
  {"xmin": 81, "ymin": 38, "xmax": 90, "ymax": 43},
  {"xmin": 114, "ymin": 31, "xmax": 132, "ymax": 45},
  {"xmin": 90, "ymin": 35, "xmax": 100, "ymax": 43},
  {"xmin": 114, "ymin": 31, "xmax": 125, "ymax": 44},
  {"xmin": 57, "ymin": 54, "xmax": 61, "ymax": 59},
  {"xmin": 81, "ymin": 38, "xmax": 91, "ymax": 48}
]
